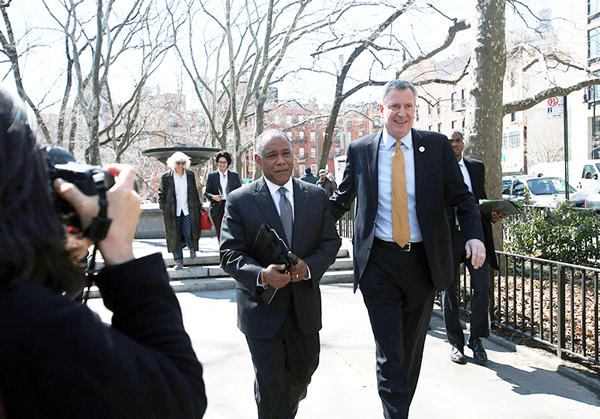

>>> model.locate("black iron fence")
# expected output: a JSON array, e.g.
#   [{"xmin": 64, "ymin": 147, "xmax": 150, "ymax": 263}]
[
  {"xmin": 492, "ymin": 252, "xmax": 599, "ymax": 364},
  {"xmin": 336, "ymin": 207, "xmax": 600, "ymax": 365}
]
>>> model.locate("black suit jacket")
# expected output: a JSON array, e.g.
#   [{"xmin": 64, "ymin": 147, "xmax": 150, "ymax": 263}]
[
  {"xmin": 330, "ymin": 129, "xmax": 484, "ymax": 292},
  {"xmin": 454, "ymin": 157, "xmax": 498, "ymax": 270},
  {"xmin": 204, "ymin": 169, "xmax": 242, "ymax": 218},
  {"xmin": 220, "ymin": 177, "xmax": 341, "ymax": 339}
]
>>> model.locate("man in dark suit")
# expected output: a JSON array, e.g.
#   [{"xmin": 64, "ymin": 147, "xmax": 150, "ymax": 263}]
[
  {"xmin": 204, "ymin": 150, "xmax": 242, "ymax": 241},
  {"xmin": 329, "ymin": 80, "xmax": 486, "ymax": 419},
  {"xmin": 220, "ymin": 129, "xmax": 341, "ymax": 419},
  {"xmin": 443, "ymin": 131, "xmax": 504, "ymax": 365}
]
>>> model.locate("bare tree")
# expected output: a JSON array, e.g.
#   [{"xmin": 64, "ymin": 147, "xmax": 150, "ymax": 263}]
[
  {"xmin": 40, "ymin": 0, "xmax": 173, "ymax": 165},
  {"xmin": 0, "ymin": 0, "xmax": 53, "ymax": 141}
]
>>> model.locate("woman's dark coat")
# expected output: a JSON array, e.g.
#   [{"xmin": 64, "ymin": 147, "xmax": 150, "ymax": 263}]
[{"xmin": 158, "ymin": 169, "xmax": 202, "ymax": 253}]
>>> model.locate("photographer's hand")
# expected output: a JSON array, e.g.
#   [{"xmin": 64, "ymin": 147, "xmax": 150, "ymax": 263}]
[{"xmin": 54, "ymin": 164, "xmax": 142, "ymax": 266}]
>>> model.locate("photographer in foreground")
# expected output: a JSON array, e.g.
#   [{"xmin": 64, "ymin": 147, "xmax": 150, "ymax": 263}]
[{"xmin": 0, "ymin": 87, "xmax": 207, "ymax": 418}]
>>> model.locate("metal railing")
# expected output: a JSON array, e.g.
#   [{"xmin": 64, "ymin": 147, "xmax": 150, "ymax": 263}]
[
  {"xmin": 336, "ymin": 207, "xmax": 600, "ymax": 365},
  {"xmin": 490, "ymin": 252, "xmax": 599, "ymax": 364}
]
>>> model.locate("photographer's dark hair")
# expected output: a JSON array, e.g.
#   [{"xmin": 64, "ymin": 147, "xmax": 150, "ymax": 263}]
[
  {"xmin": 0, "ymin": 87, "xmax": 83, "ymax": 295},
  {"xmin": 216, "ymin": 150, "xmax": 232, "ymax": 166}
]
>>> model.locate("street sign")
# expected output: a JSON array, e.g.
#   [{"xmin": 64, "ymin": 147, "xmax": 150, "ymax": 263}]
[{"xmin": 547, "ymin": 96, "xmax": 564, "ymax": 119}]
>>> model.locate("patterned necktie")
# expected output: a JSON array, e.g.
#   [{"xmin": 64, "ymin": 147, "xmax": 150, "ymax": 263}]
[
  {"xmin": 278, "ymin": 187, "xmax": 293, "ymax": 247},
  {"xmin": 392, "ymin": 141, "xmax": 410, "ymax": 247}
]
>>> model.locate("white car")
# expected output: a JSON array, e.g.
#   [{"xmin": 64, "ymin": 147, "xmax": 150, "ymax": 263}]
[{"xmin": 502, "ymin": 175, "xmax": 587, "ymax": 208}]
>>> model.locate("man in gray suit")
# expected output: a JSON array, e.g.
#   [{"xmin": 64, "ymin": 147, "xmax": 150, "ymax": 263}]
[
  {"xmin": 220, "ymin": 129, "xmax": 341, "ymax": 419},
  {"xmin": 330, "ymin": 80, "xmax": 485, "ymax": 419}
]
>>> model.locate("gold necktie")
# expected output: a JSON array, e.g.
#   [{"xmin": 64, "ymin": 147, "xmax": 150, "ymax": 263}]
[{"xmin": 392, "ymin": 141, "xmax": 410, "ymax": 247}]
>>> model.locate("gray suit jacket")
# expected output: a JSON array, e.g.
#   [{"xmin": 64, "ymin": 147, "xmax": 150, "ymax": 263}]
[
  {"xmin": 220, "ymin": 177, "xmax": 341, "ymax": 339},
  {"xmin": 330, "ymin": 129, "xmax": 484, "ymax": 292}
]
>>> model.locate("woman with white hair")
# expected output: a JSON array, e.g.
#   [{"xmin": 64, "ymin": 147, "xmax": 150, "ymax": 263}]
[{"xmin": 158, "ymin": 152, "xmax": 202, "ymax": 270}]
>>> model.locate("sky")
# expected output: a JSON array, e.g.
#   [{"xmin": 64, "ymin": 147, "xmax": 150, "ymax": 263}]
[{"xmin": 0, "ymin": 0, "xmax": 577, "ymax": 114}]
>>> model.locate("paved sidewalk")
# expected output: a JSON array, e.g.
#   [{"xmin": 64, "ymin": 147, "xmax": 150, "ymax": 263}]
[{"xmin": 88, "ymin": 256, "xmax": 600, "ymax": 418}]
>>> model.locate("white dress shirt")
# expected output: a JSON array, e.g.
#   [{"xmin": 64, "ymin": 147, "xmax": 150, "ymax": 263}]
[
  {"xmin": 219, "ymin": 170, "xmax": 228, "ymax": 199},
  {"xmin": 264, "ymin": 176, "xmax": 295, "ymax": 221},
  {"xmin": 173, "ymin": 170, "xmax": 190, "ymax": 216},
  {"xmin": 375, "ymin": 128, "xmax": 422, "ymax": 243}
]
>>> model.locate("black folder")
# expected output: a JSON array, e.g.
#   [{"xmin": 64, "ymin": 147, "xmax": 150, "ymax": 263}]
[
  {"xmin": 250, "ymin": 224, "xmax": 294, "ymax": 304},
  {"xmin": 477, "ymin": 199, "xmax": 523, "ymax": 216}
]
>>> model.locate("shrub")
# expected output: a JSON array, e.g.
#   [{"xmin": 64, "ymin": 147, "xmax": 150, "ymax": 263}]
[{"xmin": 504, "ymin": 201, "xmax": 600, "ymax": 267}]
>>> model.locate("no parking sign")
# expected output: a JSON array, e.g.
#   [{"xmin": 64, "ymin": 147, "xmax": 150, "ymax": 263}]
[{"xmin": 547, "ymin": 96, "xmax": 564, "ymax": 119}]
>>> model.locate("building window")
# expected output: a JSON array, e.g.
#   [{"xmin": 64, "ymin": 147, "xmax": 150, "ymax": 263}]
[
  {"xmin": 299, "ymin": 131, "xmax": 304, "ymax": 140},
  {"xmin": 437, "ymin": 98, "xmax": 442, "ymax": 115},
  {"xmin": 452, "ymin": 120, "xmax": 457, "ymax": 129},
  {"xmin": 287, "ymin": 132, "xmax": 293, "ymax": 140},
  {"xmin": 508, "ymin": 131, "xmax": 520, "ymax": 149},
  {"xmin": 509, "ymin": 69, "xmax": 518, "ymax": 87},
  {"xmin": 429, "ymin": 125, "xmax": 433, "ymax": 131},
  {"xmin": 310, "ymin": 131, "xmax": 316, "ymax": 142},
  {"xmin": 274, "ymin": 114, "xmax": 280, "ymax": 124},
  {"xmin": 511, "ymin": 112, "xmax": 517, "ymax": 122},
  {"xmin": 462, "ymin": 119, "xmax": 465, "ymax": 128},
  {"xmin": 451, "ymin": 93, "xmax": 458, "ymax": 111},
  {"xmin": 589, "ymin": 27, "xmax": 600, "ymax": 60},
  {"xmin": 311, "ymin": 147, "xmax": 317, "ymax": 158},
  {"xmin": 461, "ymin": 89, "xmax": 466, "ymax": 108},
  {"xmin": 590, "ymin": 0, "xmax": 600, "ymax": 15},
  {"xmin": 286, "ymin": 114, "xmax": 292, "ymax": 125},
  {"xmin": 358, "ymin": 131, "xmax": 364, "ymax": 137},
  {"xmin": 416, "ymin": 105, "xmax": 420, "ymax": 121},
  {"xmin": 428, "ymin": 103, "xmax": 432, "ymax": 116},
  {"xmin": 311, "ymin": 164, "xmax": 317, "ymax": 173},
  {"xmin": 437, "ymin": 123, "xmax": 442, "ymax": 132},
  {"xmin": 299, "ymin": 147, "xmax": 305, "ymax": 158},
  {"xmin": 299, "ymin": 164, "xmax": 305, "ymax": 175}
]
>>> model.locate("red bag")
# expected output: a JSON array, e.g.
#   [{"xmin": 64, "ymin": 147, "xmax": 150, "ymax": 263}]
[{"xmin": 200, "ymin": 208, "xmax": 213, "ymax": 231}]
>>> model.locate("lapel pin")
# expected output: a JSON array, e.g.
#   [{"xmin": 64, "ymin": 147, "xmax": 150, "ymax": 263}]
[{"xmin": 419, "ymin": 146, "xmax": 425, "ymax": 153}]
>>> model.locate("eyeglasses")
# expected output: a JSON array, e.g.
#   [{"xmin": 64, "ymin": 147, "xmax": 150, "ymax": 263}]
[{"xmin": 176, "ymin": 161, "xmax": 186, "ymax": 166}]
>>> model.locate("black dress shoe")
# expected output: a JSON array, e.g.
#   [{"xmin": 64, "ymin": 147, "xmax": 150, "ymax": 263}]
[
  {"xmin": 468, "ymin": 338, "xmax": 488, "ymax": 365},
  {"xmin": 450, "ymin": 344, "xmax": 467, "ymax": 364}
]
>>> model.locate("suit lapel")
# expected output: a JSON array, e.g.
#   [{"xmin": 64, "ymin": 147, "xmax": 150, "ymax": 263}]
[
  {"xmin": 412, "ymin": 129, "xmax": 426, "ymax": 199},
  {"xmin": 251, "ymin": 177, "xmax": 286, "ymax": 238},
  {"xmin": 367, "ymin": 132, "xmax": 381, "ymax": 202},
  {"xmin": 291, "ymin": 178, "xmax": 308, "ymax": 251}
]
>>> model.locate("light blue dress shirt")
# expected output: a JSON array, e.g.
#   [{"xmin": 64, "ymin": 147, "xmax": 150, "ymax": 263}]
[{"xmin": 375, "ymin": 129, "xmax": 423, "ymax": 243}]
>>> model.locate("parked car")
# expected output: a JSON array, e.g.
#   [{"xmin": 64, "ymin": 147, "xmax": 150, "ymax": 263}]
[
  {"xmin": 502, "ymin": 175, "xmax": 587, "ymax": 207},
  {"xmin": 584, "ymin": 183, "xmax": 600, "ymax": 209}
]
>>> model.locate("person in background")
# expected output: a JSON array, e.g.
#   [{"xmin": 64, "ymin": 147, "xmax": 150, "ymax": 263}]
[
  {"xmin": 204, "ymin": 150, "xmax": 241, "ymax": 241},
  {"xmin": 220, "ymin": 129, "xmax": 341, "ymax": 419},
  {"xmin": 316, "ymin": 169, "xmax": 337, "ymax": 198},
  {"xmin": 443, "ymin": 130, "xmax": 504, "ymax": 365},
  {"xmin": 0, "ymin": 86, "xmax": 207, "ymax": 418},
  {"xmin": 329, "ymin": 80, "xmax": 485, "ymax": 419},
  {"xmin": 299, "ymin": 167, "xmax": 318, "ymax": 184},
  {"xmin": 158, "ymin": 152, "xmax": 202, "ymax": 270}
]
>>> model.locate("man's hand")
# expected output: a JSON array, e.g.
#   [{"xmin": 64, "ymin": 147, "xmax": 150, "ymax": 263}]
[
  {"xmin": 262, "ymin": 264, "xmax": 291, "ymax": 289},
  {"xmin": 212, "ymin": 194, "xmax": 223, "ymax": 202},
  {"xmin": 465, "ymin": 239, "xmax": 486, "ymax": 269},
  {"xmin": 289, "ymin": 256, "xmax": 308, "ymax": 282},
  {"xmin": 490, "ymin": 211, "xmax": 505, "ymax": 223}
]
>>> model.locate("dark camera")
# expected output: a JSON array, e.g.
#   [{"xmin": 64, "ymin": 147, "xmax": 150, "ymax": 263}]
[{"xmin": 46, "ymin": 147, "xmax": 115, "ymax": 230}]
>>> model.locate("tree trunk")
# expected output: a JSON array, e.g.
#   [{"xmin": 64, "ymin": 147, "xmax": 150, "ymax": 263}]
[{"xmin": 466, "ymin": 0, "xmax": 506, "ymax": 248}]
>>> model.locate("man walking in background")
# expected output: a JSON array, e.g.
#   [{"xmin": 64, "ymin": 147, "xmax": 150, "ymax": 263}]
[{"xmin": 443, "ymin": 130, "xmax": 504, "ymax": 365}]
